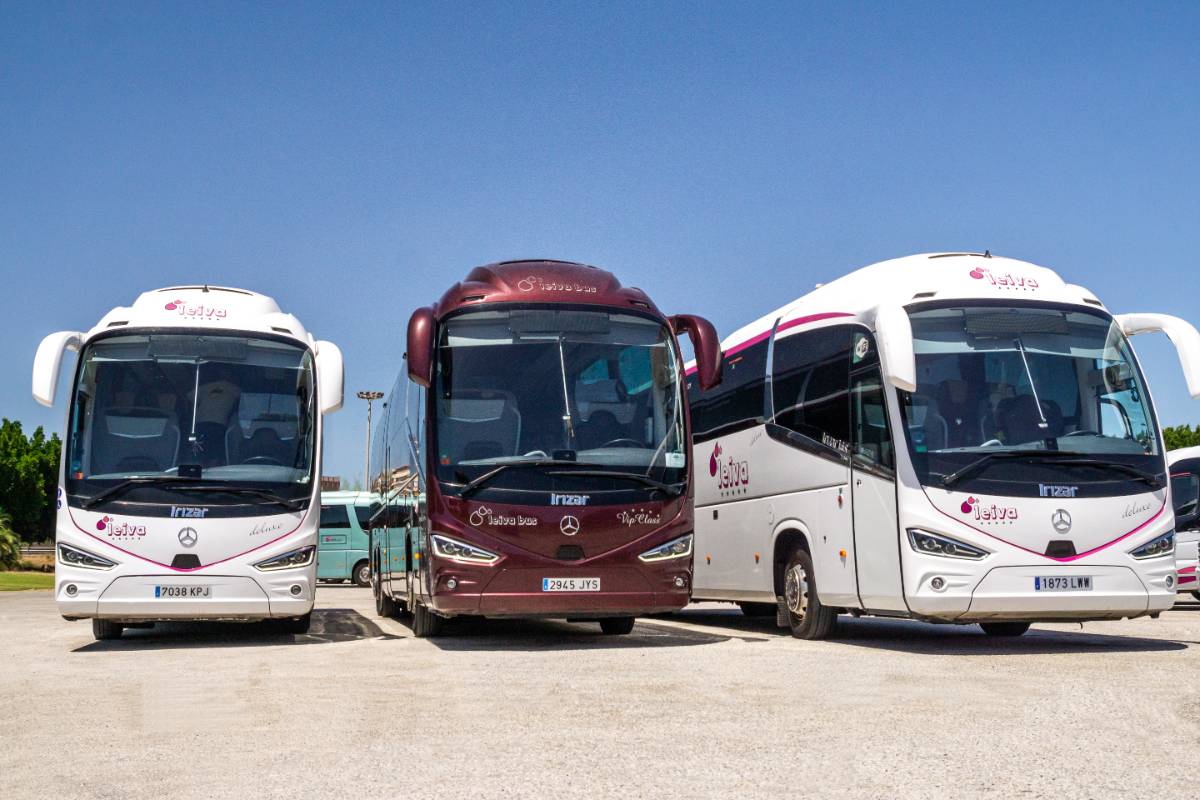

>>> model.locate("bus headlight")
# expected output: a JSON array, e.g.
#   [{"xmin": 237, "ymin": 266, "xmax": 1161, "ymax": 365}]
[
  {"xmin": 431, "ymin": 534, "xmax": 501, "ymax": 565},
  {"xmin": 907, "ymin": 529, "xmax": 989, "ymax": 560},
  {"xmin": 253, "ymin": 545, "xmax": 315, "ymax": 571},
  {"xmin": 638, "ymin": 534, "xmax": 693, "ymax": 562},
  {"xmin": 57, "ymin": 542, "xmax": 117, "ymax": 570},
  {"xmin": 1130, "ymin": 530, "xmax": 1175, "ymax": 560}
]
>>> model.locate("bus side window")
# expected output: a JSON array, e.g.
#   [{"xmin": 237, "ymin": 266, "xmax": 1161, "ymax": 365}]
[
  {"xmin": 689, "ymin": 339, "xmax": 768, "ymax": 442},
  {"xmin": 771, "ymin": 325, "xmax": 853, "ymax": 455},
  {"xmin": 320, "ymin": 504, "xmax": 351, "ymax": 529}
]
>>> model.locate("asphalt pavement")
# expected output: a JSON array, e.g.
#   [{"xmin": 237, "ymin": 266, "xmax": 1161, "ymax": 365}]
[{"xmin": 3, "ymin": 586, "xmax": 1198, "ymax": 799}]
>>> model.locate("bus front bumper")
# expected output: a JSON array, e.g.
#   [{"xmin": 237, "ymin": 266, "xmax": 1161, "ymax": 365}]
[
  {"xmin": 56, "ymin": 570, "xmax": 315, "ymax": 621},
  {"xmin": 906, "ymin": 562, "xmax": 1176, "ymax": 622},
  {"xmin": 427, "ymin": 564, "xmax": 691, "ymax": 618}
]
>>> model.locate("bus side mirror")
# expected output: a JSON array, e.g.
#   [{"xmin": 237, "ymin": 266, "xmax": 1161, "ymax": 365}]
[
  {"xmin": 32, "ymin": 331, "xmax": 83, "ymax": 408},
  {"xmin": 670, "ymin": 314, "xmax": 722, "ymax": 391},
  {"xmin": 314, "ymin": 340, "xmax": 344, "ymax": 415},
  {"xmin": 1115, "ymin": 313, "xmax": 1200, "ymax": 399},
  {"xmin": 873, "ymin": 305, "xmax": 917, "ymax": 392},
  {"xmin": 407, "ymin": 307, "xmax": 435, "ymax": 389}
]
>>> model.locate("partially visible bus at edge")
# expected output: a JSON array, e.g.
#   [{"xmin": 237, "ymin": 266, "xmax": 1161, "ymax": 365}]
[
  {"xmin": 317, "ymin": 490, "xmax": 376, "ymax": 586},
  {"xmin": 368, "ymin": 259, "xmax": 721, "ymax": 636},
  {"xmin": 1168, "ymin": 448, "xmax": 1200, "ymax": 597},
  {"xmin": 686, "ymin": 252, "xmax": 1200, "ymax": 639},
  {"xmin": 33, "ymin": 286, "xmax": 344, "ymax": 640}
]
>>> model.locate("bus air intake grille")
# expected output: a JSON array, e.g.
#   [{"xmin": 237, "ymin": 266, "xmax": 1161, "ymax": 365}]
[
  {"xmin": 1044, "ymin": 540, "xmax": 1076, "ymax": 558},
  {"xmin": 171, "ymin": 554, "xmax": 202, "ymax": 569},
  {"xmin": 555, "ymin": 545, "xmax": 585, "ymax": 561}
]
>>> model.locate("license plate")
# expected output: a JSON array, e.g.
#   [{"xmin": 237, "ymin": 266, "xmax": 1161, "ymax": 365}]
[
  {"xmin": 1034, "ymin": 576, "xmax": 1092, "ymax": 592},
  {"xmin": 155, "ymin": 585, "xmax": 212, "ymax": 599},
  {"xmin": 542, "ymin": 577, "xmax": 600, "ymax": 592}
]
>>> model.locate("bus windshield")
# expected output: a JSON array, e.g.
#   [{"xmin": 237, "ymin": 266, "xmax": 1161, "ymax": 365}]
[
  {"xmin": 65, "ymin": 332, "xmax": 316, "ymax": 501},
  {"xmin": 433, "ymin": 307, "xmax": 686, "ymax": 490},
  {"xmin": 899, "ymin": 304, "xmax": 1162, "ymax": 489}
]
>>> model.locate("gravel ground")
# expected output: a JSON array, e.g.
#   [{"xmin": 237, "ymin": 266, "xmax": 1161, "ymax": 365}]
[{"xmin": 2, "ymin": 586, "xmax": 1198, "ymax": 799}]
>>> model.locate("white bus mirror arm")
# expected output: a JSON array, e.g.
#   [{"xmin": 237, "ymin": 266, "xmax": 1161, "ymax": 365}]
[
  {"xmin": 1115, "ymin": 313, "xmax": 1200, "ymax": 399},
  {"xmin": 314, "ymin": 339, "xmax": 345, "ymax": 414},
  {"xmin": 31, "ymin": 331, "xmax": 83, "ymax": 408},
  {"xmin": 873, "ymin": 305, "xmax": 917, "ymax": 393}
]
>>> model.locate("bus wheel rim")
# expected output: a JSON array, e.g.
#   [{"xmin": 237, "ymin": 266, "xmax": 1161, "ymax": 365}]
[{"xmin": 784, "ymin": 563, "xmax": 808, "ymax": 618}]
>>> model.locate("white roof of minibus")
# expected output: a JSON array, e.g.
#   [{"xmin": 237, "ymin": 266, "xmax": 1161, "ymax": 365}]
[
  {"xmin": 1169, "ymin": 447, "xmax": 1200, "ymax": 467},
  {"xmin": 712, "ymin": 253, "xmax": 1106, "ymax": 355},
  {"xmin": 320, "ymin": 490, "xmax": 378, "ymax": 506},
  {"xmin": 85, "ymin": 286, "xmax": 311, "ymax": 345}
]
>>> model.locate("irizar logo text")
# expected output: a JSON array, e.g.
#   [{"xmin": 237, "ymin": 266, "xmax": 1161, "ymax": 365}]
[
  {"xmin": 1038, "ymin": 484, "xmax": 1078, "ymax": 498},
  {"xmin": 171, "ymin": 506, "xmax": 210, "ymax": 518},
  {"xmin": 550, "ymin": 493, "xmax": 589, "ymax": 506}
]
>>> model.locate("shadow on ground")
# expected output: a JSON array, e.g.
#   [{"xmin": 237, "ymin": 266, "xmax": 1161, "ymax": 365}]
[
  {"xmin": 73, "ymin": 608, "xmax": 397, "ymax": 652},
  {"xmin": 420, "ymin": 614, "xmax": 747, "ymax": 652},
  {"xmin": 652, "ymin": 605, "xmax": 1190, "ymax": 655}
]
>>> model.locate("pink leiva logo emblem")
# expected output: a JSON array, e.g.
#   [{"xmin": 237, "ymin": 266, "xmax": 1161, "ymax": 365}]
[
  {"xmin": 960, "ymin": 497, "xmax": 977, "ymax": 514},
  {"xmin": 969, "ymin": 268, "xmax": 987, "ymax": 280},
  {"xmin": 96, "ymin": 515, "xmax": 112, "ymax": 531},
  {"xmin": 967, "ymin": 266, "xmax": 1038, "ymax": 291},
  {"xmin": 709, "ymin": 443, "xmax": 722, "ymax": 477},
  {"xmin": 164, "ymin": 299, "xmax": 183, "ymax": 310}
]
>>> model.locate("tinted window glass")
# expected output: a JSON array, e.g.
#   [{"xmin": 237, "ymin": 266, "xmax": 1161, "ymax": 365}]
[
  {"xmin": 772, "ymin": 326, "xmax": 852, "ymax": 453},
  {"xmin": 851, "ymin": 368, "xmax": 894, "ymax": 472},
  {"xmin": 354, "ymin": 505, "xmax": 373, "ymax": 529},
  {"xmin": 689, "ymin": 340, "xmax": 767, "ymax": 440},
  {"xmin": 320, "ymin": 504, "xmax": 350, "ymax": 529}
]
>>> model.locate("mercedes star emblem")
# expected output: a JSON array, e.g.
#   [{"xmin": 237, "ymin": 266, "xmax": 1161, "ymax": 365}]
[
  {"xmin": 559, "ymin": 515, "xmax": 580, "ymax": 536},
  {"xmin": 1051, "ymin": 509, "xmax": 1072, "ymax": 534},
  {"xmin": 178, "ymin": 527, "xmax": 198, "ymax": 548}
]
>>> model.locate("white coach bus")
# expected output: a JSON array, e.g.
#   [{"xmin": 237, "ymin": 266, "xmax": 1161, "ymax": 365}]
[
  {"xmin": 32, "ymin": 286, "xmax": 343, "ymax": 640},
  {"xmin": 686, "ymin": 252, "xmax": 1200, "ymax": 638}
]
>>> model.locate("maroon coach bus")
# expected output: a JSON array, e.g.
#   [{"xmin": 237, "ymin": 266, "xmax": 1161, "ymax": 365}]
[{"xmin": 369, "ymin": 259, "xmax": 720, "ymax": 636}]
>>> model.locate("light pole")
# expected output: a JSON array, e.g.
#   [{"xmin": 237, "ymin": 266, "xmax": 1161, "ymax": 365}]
[{"xmin": 356, "ymin": 390, "xmax": 384, "ymax": 491}]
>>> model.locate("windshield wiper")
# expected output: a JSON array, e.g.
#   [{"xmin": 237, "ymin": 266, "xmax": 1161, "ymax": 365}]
[
  {"xmin": 545, "ymin": 469, "xmax": 684, "ymax": 497},
  {"xmin": 458, "ymin": 459, "xmax": 582, "ymax": 499},
  {"xmin": 81, "ymin": 476, "xmax": 200, "ymax": 509},
  {"xmin": 940, "ymin": 450, "xmax": 1162, "ymax": 488},
  {"xmin": 81, "ymin": 478, "xmax": 304, "ymax": 510}
]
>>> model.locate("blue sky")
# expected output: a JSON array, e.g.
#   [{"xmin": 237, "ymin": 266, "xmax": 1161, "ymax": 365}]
[{"xmin": 2, "ymin": 2, "xmax": 1199, "ymax": 484}]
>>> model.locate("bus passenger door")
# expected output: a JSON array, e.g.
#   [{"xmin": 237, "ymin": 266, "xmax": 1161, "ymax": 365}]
[
  {"xmin": 849, "ymin": 352, "xmax": 905, "ymax": 611},
  {"xmin": 317, "ymin": 504, "xmax": 351, "ymax": 581}
]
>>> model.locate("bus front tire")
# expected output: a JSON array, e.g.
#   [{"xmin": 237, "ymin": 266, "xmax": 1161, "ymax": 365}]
[
  {"xmin": 374, "ymin": 576, "xmax": 398, "ymax": 618},
  {"xmin": 352, "ymin": 560, "xmax": 371, "ymax": 588},
  {"xmin": 599, "ymin": 617, "xmax": 635, "ymax": 635},
  {"xmin": 979, "ymin": 622, "xmax": 1031, "ymax": 637},
  {"xmin": 411, "ymin": 602, "xmax": 444, "ymax": 637},
  {"xmin": 92, "ymin": 619, "xmax": 124, "ymax": 641},
  {"xmin": 782, "ymin": 548, "xmax": 837, "ymax": 640}
]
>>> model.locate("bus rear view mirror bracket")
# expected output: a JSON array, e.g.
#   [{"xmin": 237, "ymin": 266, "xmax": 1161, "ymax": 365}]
[
  {"xmin": 314, "ymin": 340, "xmax": 345, "ymax": 414},
  {"xmin": 872, "ymin": 305, "xmax": 917, "ymax": 392},
  {"xmin": 407, "ymin": 307, "xmax": 436, "ymax": 388},
  {"xmin": 670, "ymin": 314, "xmax": 722, "ymax": 391},
  {"xmin": 1115, "ymin": 313, "xmax": 1200, "ymax": 399},
  {"xmin": 32, "ymin": 331, "xmax": 83, "ymax": 407}
]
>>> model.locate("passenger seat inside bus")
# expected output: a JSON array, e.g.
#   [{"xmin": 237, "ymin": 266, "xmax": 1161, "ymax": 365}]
[
  {"xmin": 440, "ymin": 390, "xmax": 522, "ymax": 463},
  {"xmin": 995, "ymin": 395, "xmax": 1064, "ymax": 445},
  {"xmin": 95, "ymin": 407, "xmax": 181, "ymax": 474}
]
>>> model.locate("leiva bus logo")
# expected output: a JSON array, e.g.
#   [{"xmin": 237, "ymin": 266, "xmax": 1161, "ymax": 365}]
[
  {"xmin": 969, "ymin": 266, "xmax": 1039, "ymax": 291},
  {"xmin": 95, "ymin": 515, "xmax": 147, "ymax": 540},
  {"xmin": 960, "ymin": 496, "xmax": 1019, "ymax": 524},
  {"xmin": 164, "ymin": 299, "xmax": 228, "ymax": 319},
  {"xmin": 710, "ymin": 443, "xmax": 749, "ymax": 495}
]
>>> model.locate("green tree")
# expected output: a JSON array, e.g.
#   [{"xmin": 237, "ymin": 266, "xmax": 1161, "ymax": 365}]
[
  {"xmin": 0, "ymin": 419, "xmax": 62, "ymax": 543},
  {"xmin": 1164, "ymin": 424, "xmax": 1200, "ymax": 451},
  {"xmin": 0, "ymin": 509, "xmax": 20, "ymax": 569}
]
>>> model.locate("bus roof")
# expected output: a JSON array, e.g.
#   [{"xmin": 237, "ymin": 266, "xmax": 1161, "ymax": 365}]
[
  {"xmin": 430, "ymin": 259, "xmax": 664, "ymax": 318},
  {"xmin": 711, "ymin": 252, "xmax": 1106, "ymax": 357},
  {"xmin": 85, "ymin": 285, "xmax": 312, "ymax": 345}
]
